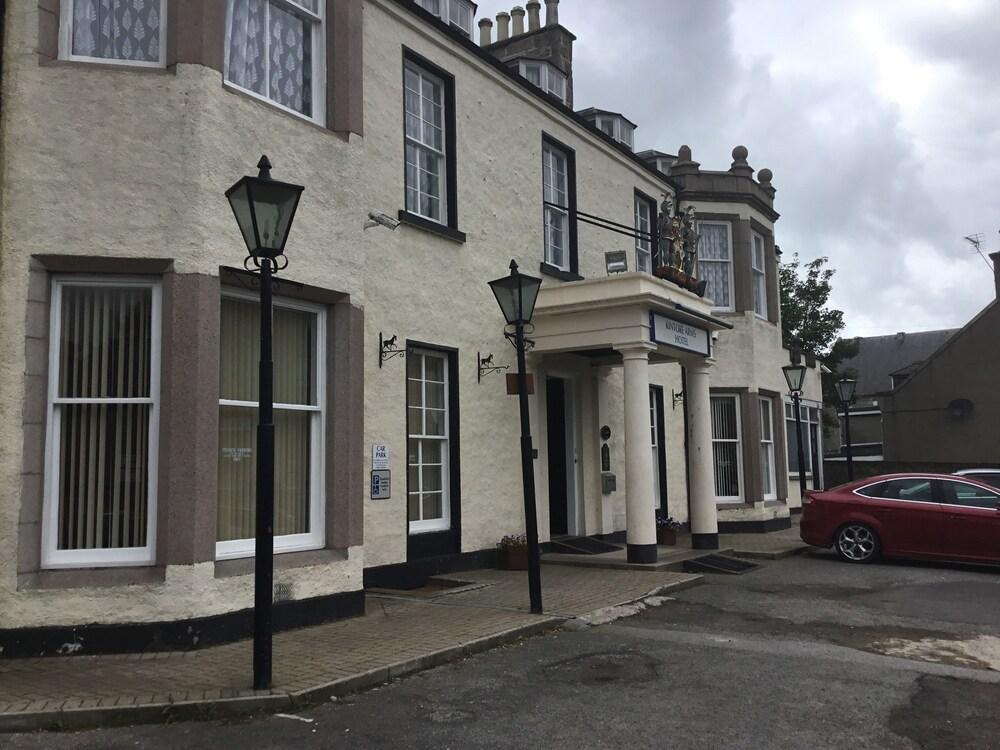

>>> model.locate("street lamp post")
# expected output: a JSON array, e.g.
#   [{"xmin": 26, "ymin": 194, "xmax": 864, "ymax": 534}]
[
  {"xmin": 782, "ymin": 363, "xmax": 808, "ymax": 501},
  {"xmin": 226, "ymin": 156, "xmax": 304, "ymax": 690},
  {"xmin": 835, "ymin": 378, "xmax": 857, "ymax": 482},
  {"xmin": 489, "ymin": 260, "xmax": 543, "ymax": 614}
]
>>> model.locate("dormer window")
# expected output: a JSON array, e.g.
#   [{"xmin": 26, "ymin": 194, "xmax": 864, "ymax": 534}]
[
  {"xmin": 415, "ymin": 0, "xmax": 476, "ymax": 38},
  {"xmin": 594, "ymin": 116, "xmax": 634, "ymax": 149},
  {"xmin": 519, "ymin": 61, "xmax": 567, "ymax": 103}
]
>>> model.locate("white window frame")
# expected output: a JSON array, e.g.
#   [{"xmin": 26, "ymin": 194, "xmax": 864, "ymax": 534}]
[
  {"xmin": 710, "ymin": 394, "xmax": 744, "ymax": 504},
  {"xmin": 696, "ymin": 221, "xmax": 735, "ymax": 313},
  {"xmin": 519, "ymin": 60, "xmax": 567, "ymax": 104},
  {"xmin": 594, "ymin": 116, "xmax": 635, "ymax": 149},
  {"xmin": 404, "ymin": 61, "xmax": 448, "ymax": 225},
  {"xmin": 407, "ymin": 349, "xmax": 451, "ymax": 535},
  {"xmin": 41, "ymin": 277, "xmax": 162, "ymax": 569},
  {"xmin": 634, "ymin": 194, "xmax": 653, "ymax": 273},
  {"xmin": 59, "ymin": 0, "xmax": 169, "ymax": 68},
  {"xmin": 751, "ymin": 231, "xmax": 768, "ymax": 318},
  {"xmin": 759, "ymin": 396, "xmax": 777, "ymax": 500},
  {"xmin": 542, "ymin": 142, "xmax": 571, "ymax": 270},
  {"xmin": 784, "ymin": 400, "xmax": 822, "ymax": 482},
  {"xmin": 216, "ymin": 289, "xmax": 326, "ymax": 560},
  {"xmin": 416, "ymin": 0, "xmax": 474, "ymax": 38},
  {"xmin": 223, "ymin": 0, "xmax": 327, "ymax": 126}
]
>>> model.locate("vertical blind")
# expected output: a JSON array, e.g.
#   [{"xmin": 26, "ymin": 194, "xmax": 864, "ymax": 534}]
[
  {"xmin": 710, "ymin": 395, "xmax": 741, "ymax": 499},
  {"xmin": 759, "ymin": 397, "xmax": 775, "ymax": 497},
  {"xmin": 217, "ymin": 296, "xmax": 316, "ymax": 542},
  {"xmin": 55, "ymin": 284, "xmax": 154, "ymax": 550}
]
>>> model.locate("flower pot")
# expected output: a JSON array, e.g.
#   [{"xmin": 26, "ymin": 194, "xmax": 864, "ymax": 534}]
[
  {"xmin": 498, "ymin": 546, "xmax": 529, "ymax": 570},
  {"xmin": 656, "ymin": 528, "xmax": 678, "ymax": 546}
]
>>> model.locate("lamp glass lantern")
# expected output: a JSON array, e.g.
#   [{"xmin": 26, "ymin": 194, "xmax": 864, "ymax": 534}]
[
  {"xmin": 225, "ymin": 156, "xmax": 304, "ymax": 260},
  {"xmin": 782, "ymin": 363, "xmax": 807, "ymax": 394},
  {"xmin": 488, "ymin": 261, "xmax": 542, "ymax": 325},
  {"xmin": 834, "ymin": 378, "xmax": 857, "ymax": 404}
]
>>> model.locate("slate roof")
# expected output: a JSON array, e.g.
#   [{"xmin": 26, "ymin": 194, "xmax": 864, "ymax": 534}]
[{"xmin": 839, "ymin": 329, "xmax": 958, "ymax": 397}]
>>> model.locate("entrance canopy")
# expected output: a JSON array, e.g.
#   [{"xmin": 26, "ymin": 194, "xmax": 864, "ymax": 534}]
[{"xmin": 530, "ymin": 272, "xmax": 731, "ymax": 364}]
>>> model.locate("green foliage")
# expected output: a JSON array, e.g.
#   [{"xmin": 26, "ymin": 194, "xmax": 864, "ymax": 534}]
[{"xmin": 778, "ymin": 253, "xmax": 846, "ymax": 357}]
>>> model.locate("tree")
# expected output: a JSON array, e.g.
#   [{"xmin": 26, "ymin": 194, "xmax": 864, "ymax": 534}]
[{"xmin": 778, "ymin": 253, "xmax": 846, "ymax": 357}]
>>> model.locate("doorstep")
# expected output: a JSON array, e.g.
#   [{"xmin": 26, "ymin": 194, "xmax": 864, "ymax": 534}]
[
  {"xmin": 541, "ymin": 546, "xmax": 735, "ymax": 574},
  {"xmin": 0, "ymin": 565, "xmax": 700, "ymax": 733}
]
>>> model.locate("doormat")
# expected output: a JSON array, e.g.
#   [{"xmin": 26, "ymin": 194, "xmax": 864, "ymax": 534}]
[{"xmin": 548, "ymin": 536, "xmax": 624, "ymax": 556}]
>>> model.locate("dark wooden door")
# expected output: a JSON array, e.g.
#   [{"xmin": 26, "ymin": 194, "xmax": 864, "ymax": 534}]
[{"xmin": 546, "ymin": 377, "xmax": 569, "ymax": 536}]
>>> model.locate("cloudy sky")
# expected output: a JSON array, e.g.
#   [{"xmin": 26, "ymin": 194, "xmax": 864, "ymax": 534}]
[{"xmin": 475, "ymin": 0, "xmax": 1000, "ymax": 336}]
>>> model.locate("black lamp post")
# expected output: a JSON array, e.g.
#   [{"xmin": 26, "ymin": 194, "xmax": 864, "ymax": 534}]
[
  {"xmin": 489, "ymin": 260, "xmax": 543, "ymax": 614},
  {"xmin": 226, "ymin": 156, "xmax": 304, "ymax": 690},
  {"xmin": 782, "ymin": 363, "xmax": 808, "ymax": 501},
  {"xmin": 834, "ymin": 377, "xmax": 857, "ymax": 482}
]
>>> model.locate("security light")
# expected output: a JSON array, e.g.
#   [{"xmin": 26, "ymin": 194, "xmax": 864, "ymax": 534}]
[
  {"xmin": 365, "ymin": 212, "xmax": 401, "ymax": 231},
  {"xmin": 605, "ymin": 251, "xmax": 628, "ymax": 274}
]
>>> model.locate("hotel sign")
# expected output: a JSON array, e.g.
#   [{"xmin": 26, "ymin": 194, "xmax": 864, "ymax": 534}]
[{"xmin": 650, "ymin": 312, "xmax": 711, "ymax": 357}]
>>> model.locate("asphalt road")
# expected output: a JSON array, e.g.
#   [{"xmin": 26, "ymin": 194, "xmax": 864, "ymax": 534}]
[{"xmin": 8, "ymin": 550, "xmax": 1000, "ymax": 749}]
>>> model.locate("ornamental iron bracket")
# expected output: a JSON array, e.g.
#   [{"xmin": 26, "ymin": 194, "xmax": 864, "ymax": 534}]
[
  {"xmin": 477, "ymin": 352, "xmax": 510, "ymax": 383},
  {"xmin": 379, "ymin": 332, "xmax": 405, "ymax": 368}
]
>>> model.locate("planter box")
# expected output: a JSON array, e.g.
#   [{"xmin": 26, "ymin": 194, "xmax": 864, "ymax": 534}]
[
  {"xmin": 656, "ymin": 528, "xmax": 678, "ymax": 546},
  {"xmin": 498, "ymin": 546, "xmax": 529, "ymax": 570}
]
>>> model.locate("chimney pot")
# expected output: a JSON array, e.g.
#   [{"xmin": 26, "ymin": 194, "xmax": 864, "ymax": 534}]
[
  {"xmin": 545, "ymin": 0, "xmax": 559, "ymax": 26},
  {"xmin": 511, "ymin": 6, "xmax": 525, "ymax": 36},
  {"xmin": 496, "ymin": 11, "xmax": 510, "ymax": 40},
  {"xmin": 478, "ymin": 17, "xmax": 493, "ymax": 46},
  {"xmin": 526, "ymin": 0, "xmax": 541, "ymax": 30}
]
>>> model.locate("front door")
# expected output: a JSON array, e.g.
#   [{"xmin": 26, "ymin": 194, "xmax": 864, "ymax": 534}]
[{"xmin": 546, "ymin": 377, "xmax": 570, "ymax": 536}]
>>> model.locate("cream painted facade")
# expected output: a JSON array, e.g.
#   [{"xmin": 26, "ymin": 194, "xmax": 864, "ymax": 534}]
[{"xmin": 1, "ymin": 0, "xmax": 808, "ymax": 647}]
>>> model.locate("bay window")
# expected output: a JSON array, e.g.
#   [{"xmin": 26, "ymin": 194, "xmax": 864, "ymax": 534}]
[
  {"xmin": 697, "ymin": 222, "xmax": 734, "ymax": 311},
  {"xmin": 752, "ymin": 231, "xmax": 767, "ymax": 318},
  {"xmin": 61, "ymin": 0, "xmax": 168, "ymax": 67},
  {"xmin": 42, "ymin": 278, "xmax": 161, "ymax": 568},
  {"xmin": 759, "ymin": 396, "xmax": 777, "ymax": 500},
  {"xmin": 224, "ymin": 0, "xmax": 325, "ymax": 122},
  {"xmin": 404, "ymin": 61, "xmax": 448, "ymax": 224},
  {"xmin": 710, "ymin": 394, "xmax": 742, "ymax": 503},
  {"xmin": 407, "ymin": 350, "xmax": 450, "ymax": 534},
  {"xmin": 216, "ymin": 293, "xmax": 325, "ymax": 559}
]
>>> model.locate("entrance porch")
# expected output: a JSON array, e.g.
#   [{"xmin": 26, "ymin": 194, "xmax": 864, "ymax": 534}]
[{"xmin": 529, "ymin": 273, "xmax": 732, "ymax": 563}]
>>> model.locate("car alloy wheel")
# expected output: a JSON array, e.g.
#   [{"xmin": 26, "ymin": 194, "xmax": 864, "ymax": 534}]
[{"xmin": 836, "ymin": 524, "xmax": 878, "ymax": 563}]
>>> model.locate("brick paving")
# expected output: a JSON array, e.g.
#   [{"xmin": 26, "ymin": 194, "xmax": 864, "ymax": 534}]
[{"xmin": 0, "ymin": 565, "xmax": 698, "ymax": 731}]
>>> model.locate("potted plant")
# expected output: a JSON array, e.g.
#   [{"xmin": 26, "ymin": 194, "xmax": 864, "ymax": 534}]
[
  {"xmin": 656, "ymin": 512, "xmax": 681, "ymax": 546},
  {"xmin": 497, "ymin": 534, "xmax": 529, "ymax": 570}
]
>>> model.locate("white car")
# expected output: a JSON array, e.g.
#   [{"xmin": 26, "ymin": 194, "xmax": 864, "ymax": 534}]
[{"xmin": 954, "ymin": 469, "xmax": 1000, "ymax": 489}]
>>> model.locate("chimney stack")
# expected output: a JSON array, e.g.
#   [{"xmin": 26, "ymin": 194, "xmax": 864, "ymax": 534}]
[
  {"xmin": 496, "ymin": 10, "xmax": 510, "ymax": 41},
  {"xmin": 545, "ymin": 0, "xmax": 559, "ymax": 26},
  {"xmin": 511, "ymin": 6, "xmax": 525, "ymax": 36},
  {"xmin": 478, "ymin": 17, "xmax": 493, "ymax": 46},
  {"xmin": 526, "ymin": 0, "xmax": 541, "ymax": 30},
  {"xmin": 991, "ymin": 251, "xmax": 1000, "ymax": 299}
]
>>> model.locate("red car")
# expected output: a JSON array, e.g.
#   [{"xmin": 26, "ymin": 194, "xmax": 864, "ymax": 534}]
[{"xmin": 800, "ymin": 473, "xmax": 1000, "ymax": 565}]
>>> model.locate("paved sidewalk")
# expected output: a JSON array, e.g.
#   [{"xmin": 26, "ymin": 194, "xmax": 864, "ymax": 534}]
[
  {"xmin": 720, "ymin": 517, "xmax": 810, "ymax": 559},
  {"xmin": 0, "ymin": 565, "xmax": 699, "ymax": 732}
]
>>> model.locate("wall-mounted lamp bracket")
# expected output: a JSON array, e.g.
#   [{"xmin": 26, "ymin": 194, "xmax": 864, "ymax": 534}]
[
  {"xmin": 379, "ymin": 332, "xmax": 405, "ymax": 368},
  {"xmin": 478, "ymin": 351, "xmax": 509, "ymax": 383}
]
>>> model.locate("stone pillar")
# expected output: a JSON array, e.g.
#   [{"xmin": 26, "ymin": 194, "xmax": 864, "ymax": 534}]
[
  {"xmin": 686, "ymin": 362, "xmax": 719, "ymax": 549},
  {"xmin": 621, "ymin": 346, "xmax": 657, "ymax": 563}
]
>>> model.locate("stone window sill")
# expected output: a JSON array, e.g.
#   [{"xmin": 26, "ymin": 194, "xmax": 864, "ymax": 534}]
[
  {"xmin": 397, "ymin": 211, "xmax": 467, "ymax": 244},
  {"xmin": 18, "ymin": 566, "xmax": 166, "ymax": 591},
  {"xmin": 214, "ymin": 547, "xmax": 349, "ymax": 579},
  {"xmin": 539, "ymin": 262, "xmax": 583, "ymax": 282}
]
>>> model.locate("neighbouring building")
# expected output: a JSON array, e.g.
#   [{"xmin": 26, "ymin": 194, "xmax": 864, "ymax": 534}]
[{"xmin": 0, "ymin": 0, "xmax": 817, "ymax": 657}]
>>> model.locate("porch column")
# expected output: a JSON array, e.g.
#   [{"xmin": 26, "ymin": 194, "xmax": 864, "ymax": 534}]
[
  {"xmin": 620, "ymin": 345, "xmax": 658, "ymax": 563},
  {"xmin": 686, "ymin": 361, "xmax": 719, "ymax": 549}
]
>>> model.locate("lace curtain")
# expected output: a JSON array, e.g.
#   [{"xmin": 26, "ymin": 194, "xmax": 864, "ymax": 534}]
[
  {"xmin": 698, "ymin": 223, "xmax": 732, "ymax": 308},
  {"xmin": 72, "ymin": 0, "xmax": 162, "ymax": 62},
  {"xmin": 225, "ymin": 0, "xmax": 314, "ymax": 117}
]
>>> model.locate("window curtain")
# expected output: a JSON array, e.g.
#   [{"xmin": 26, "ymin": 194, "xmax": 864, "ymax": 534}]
[
  {"xmin": 217, "ymin": 297, "xmax": 314, "ymax": 542},
  {"xmin": 698, "ymin": 224, "xmax": 731, "ymax": 308},
  {"xmin": 57, "ymin": 285, "xmax": 152, "ymax": 550},
  {"xmin": 72, "ymin": 0, "xmax": 162, "ymax": 62},
  {"xmin": 225, "ymin": 0, "xmax": 312, "ymax": 116}
]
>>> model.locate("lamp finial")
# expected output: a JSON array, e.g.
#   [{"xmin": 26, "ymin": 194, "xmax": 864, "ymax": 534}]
[
  {"xmin": 509, "ymin": 259, "xmax": 519, "ymax": 274},
  {"xmin": 257, "ymin": 155, "xmax": 273, "ymax": 179}
]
